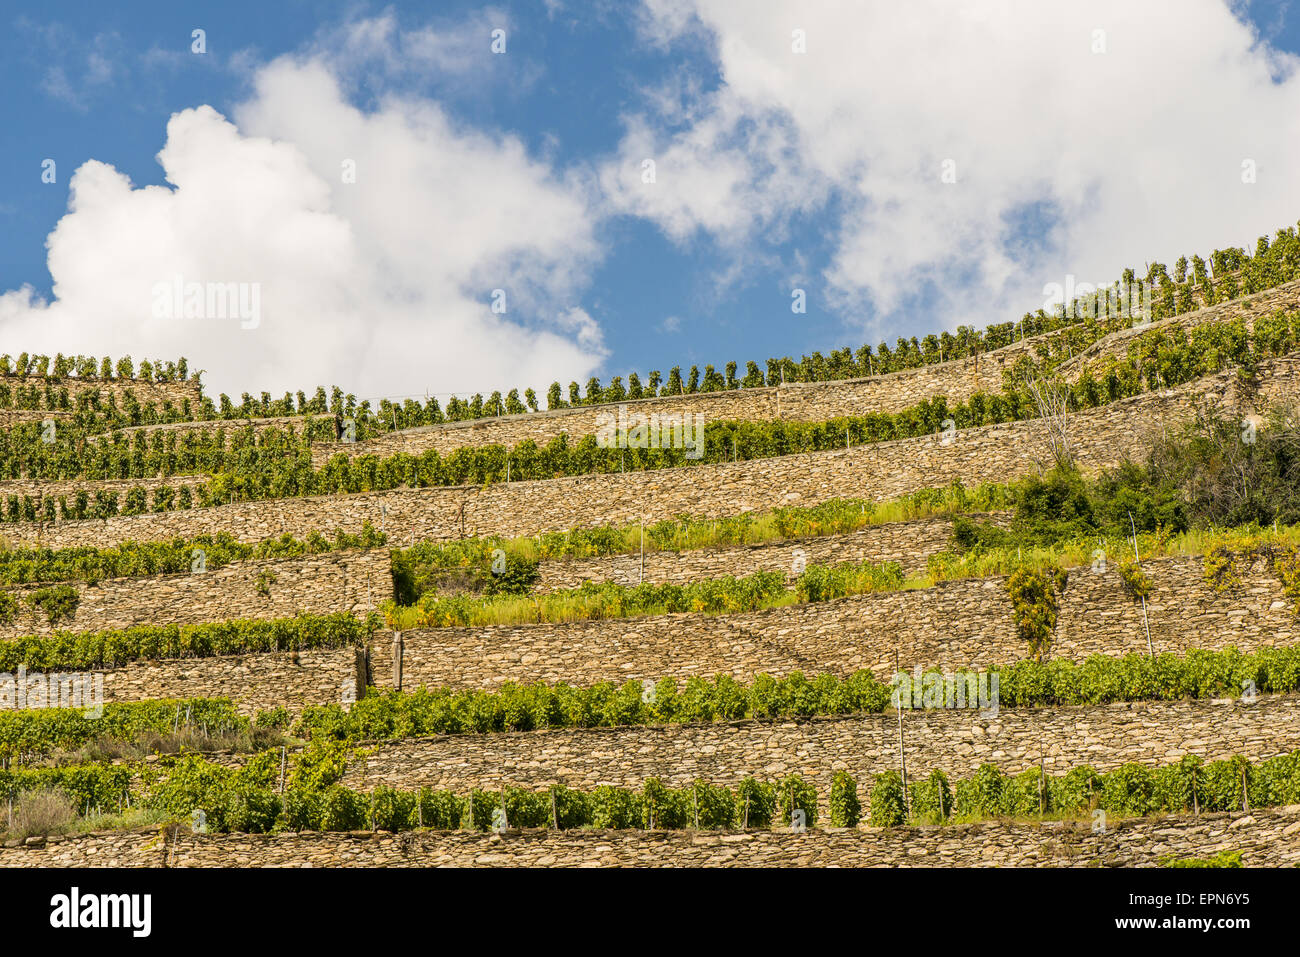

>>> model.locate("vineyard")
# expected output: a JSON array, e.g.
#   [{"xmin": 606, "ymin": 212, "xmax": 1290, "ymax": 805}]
[{"xmin": 6, "ymin": 224, "xmax": 1300, "ymax": 868}]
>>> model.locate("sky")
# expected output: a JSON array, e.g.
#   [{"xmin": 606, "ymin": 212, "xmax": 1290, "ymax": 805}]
[{"xmin": 2, "ymin": 0, "xmax": 1300, "ymax": 401}]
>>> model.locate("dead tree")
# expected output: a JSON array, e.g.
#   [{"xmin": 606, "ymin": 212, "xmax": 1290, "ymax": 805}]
[{"xmin": 1026, "ymin": 376, "xmax": 1075, "ymax": 472}]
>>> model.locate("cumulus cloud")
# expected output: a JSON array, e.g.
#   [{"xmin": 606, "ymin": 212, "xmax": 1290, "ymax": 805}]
[
  {"xmin": 611, "ymin": 0, "xmax": 1300, "ymax": 338},
  {"xmin": 0, "ymin": 29, "xmax": 605, "ymax": 398}
]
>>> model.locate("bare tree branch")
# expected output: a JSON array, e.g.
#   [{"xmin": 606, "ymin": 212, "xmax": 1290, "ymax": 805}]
[{"xmin": 1026, "ymin": 376, "xmax": 1074, "ymax": 471}]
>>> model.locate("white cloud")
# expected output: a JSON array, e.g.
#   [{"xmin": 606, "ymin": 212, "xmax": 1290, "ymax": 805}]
[
  {"xmin": 0, "ymin": 33, "xmax": 607, "ymax": 399},
  {"xmin": 614, "ymin": 0, "xmax": 1300, "ymax": 339}
]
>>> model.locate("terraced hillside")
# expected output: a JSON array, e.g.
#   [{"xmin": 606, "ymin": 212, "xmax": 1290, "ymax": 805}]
[{"xmin": 6, "ymin": 228, "xmax": 1300, "ymax": 867}]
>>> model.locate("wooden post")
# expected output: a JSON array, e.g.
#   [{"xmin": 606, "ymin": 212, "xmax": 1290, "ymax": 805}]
[
  {"xmin": 1039, "ymin": 737, "xmax": 1046, "ymax": 815},
  {"xmin": 895, "ymin": 648, "xmax": 907, "ymax": 810},
  {"xmin": 392, "ymin": 631, "xmax": 404, "ymax": 691},
  {"xmin": 639, "ymin": 518, "xmax": 645, "ymax": 585},
  {"xmin": 1129, "ymin": 512, "xmax": 1154, "ymax": 657}
]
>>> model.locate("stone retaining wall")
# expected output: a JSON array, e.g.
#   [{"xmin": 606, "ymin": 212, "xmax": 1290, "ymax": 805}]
[
  {"xmin": 0, "ymin": 648, "xmax": 363, "ymax": 716},
  {"xmin": 8, "ymin": 358, "xmax": 1295, "ymax": 551},
  {"xmin": 0, "ymin": 548, "xmax": 392, "ymax": 638},
  {"xmin": 531, "ymin": 513, "xmax": 1010, "ymax": 590},
  {"xmin": 6, "ymin": 551, "xmax": 1286, "ymax": 713},
  {"xmin": 343, "ymin": 695, "xmax": 1300, "ymax": 813},
  {"xmin": 0, "ymin": 375, "xmax": 202, "ymax": 410},
  {"xmin": 6, "ymin": 807, "xmax": 1298, "ymax": 866},
  {"xmin": 378, "ymin": 553, "xmax": 1295, "ymax": 692}
]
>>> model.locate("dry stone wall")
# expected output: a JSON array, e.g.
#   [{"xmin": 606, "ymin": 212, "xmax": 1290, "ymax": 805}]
[
  {"xmin": 343, "ymin": 695, "xmax": 1300, "ymax": 814},
  {"xmin": 0, "ymin": 474, "xmax": 207, "ymax": 501},
  {"xmin": 532, "ymin": 513, "xmax": 1009, "ymax": 590},
  {"xmin": 0, "ymin": 375, "xmax": 202, "ymax": 409},
  {"xmin": 378, "ymin": 553, "xmax": 1295, "ymax": 692},
  {"xmin": 11, "ymin": 358, "xmax": 1297, "ymax": 552},
  {"xmin": 0, "ymin": 410, "xmax": 73, "ymax": 427},
  {"xmin": 95, "ymin": 414, "xmax": 322, "ymax": 443},
  {"xmin": 0, "ymin": 648, "xmax": 363, "ymax": 716},
  {"xmin": 7, "ymin": 808, "xmax": 1299, "ymax": 867},
  {"xmin": 4, "ymin": 551, "xmax": 1287, "ymax": 713},
  {"xmin": 0, "ymin": 548, "xmax": 392, "ymax": 638}
]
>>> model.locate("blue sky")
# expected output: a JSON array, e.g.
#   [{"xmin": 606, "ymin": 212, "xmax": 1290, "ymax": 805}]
[{"xmin": 2, "ymin": 0, "xmax": 1300, "ymax": 399}]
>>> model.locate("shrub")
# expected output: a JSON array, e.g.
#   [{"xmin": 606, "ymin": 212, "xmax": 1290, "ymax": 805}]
[
  {"xmin": 1006, "ymin": 566, "xmax": 1066, "ymax": 659},
  {"xmin": 26, "ymin": 585, "xmax": 80, "ymax": 625},
  {"xmin": 776, "ymin": 774, "xmax": 818, "ymax": 828},
  {"xmin": 736, "ymin": 777, "xmax": 776, "ymax": 829},
  {"xmin": 8, "ymin": 788, "xmax": 77, "ymax": 839},
  {"xmin": 908, "ymin": 770, "xmax": 953, "ymax": 824},
  {"xmin": 1117, "ymin": 560, "xmax": 1151, "ymax": 599},
  {"xmin": 829, "ymin": 771, "xmax": 861, "ymax": 827},
  {"xmin": 868, "ymin": 771, "xmax": 907, "ymax": 827}
]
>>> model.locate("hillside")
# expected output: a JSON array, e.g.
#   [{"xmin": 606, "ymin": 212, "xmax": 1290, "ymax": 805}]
[{"xmin": 5, "ymin": 235, "xmax": 1300, "ymax": 869}]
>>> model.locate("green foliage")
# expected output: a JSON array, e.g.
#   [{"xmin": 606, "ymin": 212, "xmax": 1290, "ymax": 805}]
[
  {"xmin": 1006, "ymin": 565, "xmax": 1066, "ymax": 659},
  {"xmin": 829, "ymin": 771, "xmax": 861, "ymax": 827},
  {"xmin": 878, "ymin": 751, "xmax": 1300, "ymax": 827},
  {"xmin": 26, "ymin": 584, "xmax": 80, "ymax": 624},
  {"xmin": 736, "ymin": 777, "xmax": 776, "ymax": 828},
  {"xmin": 0, "ymin": 611, "xmax": 378, "ymax": 671},
  {"xmin": 868, "ymin": 771, "xmax": 907, "ymax": 827},
  {"xmin": 908, "ymin": 770, "xmax": 953, "ymax": 824},
  {"xmin": 1204, "ymin": 546, "xmax": 1242, "ymax": 593},
  {"xmin": 1163, "ymin": 850, "xmax": 1244, "ymax": 868},
  {"xmin": 0, "ymin": 697, "xmax": 245, "ymax": 764},
  {"xmin": 1271, "ymin": 546, "xmax": 1300, "ymax": 614},
  {"xmin": 390, "ymin": 568, "xmax": 795, "ymax": 628},
  {"xmin": 0, "ymin": 593, "xmax": 16, "ymax": 625},
  {"xmin": 292, "ymin": 644, "xmax": 1300, "ymax": 745},
  {"xmin": 0, "ymin": 524, "xmax": 386, "ymax": 587},
  {"xmin": 777, "ymin": 774, "xmax": 818, "ymax": 828},
  {"xmin": 587, "ymin": 786, "xmax": 643, "ymax": 829},
  {"xmin": 1117, "ymin": 561, "xmax": 1151, "ymax": 600}
]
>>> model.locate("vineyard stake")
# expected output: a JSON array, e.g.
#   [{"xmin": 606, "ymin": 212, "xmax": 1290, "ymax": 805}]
[
  {"xmin": 1128, "ymin": 511, "xmax": 1154, "ymax": 657},
  {"xmin": 895, "ymin": 647, "xmax": 907, "ymax": 810}
]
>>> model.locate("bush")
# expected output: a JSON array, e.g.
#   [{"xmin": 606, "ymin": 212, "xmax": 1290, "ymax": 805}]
[
  {"xmin": 8, "ymin": 788, "xmax": 77, "ymax": 838},
  {"xmin": 588, "ymin": 786, "xmax": 642, "ymax": 829},
  {"xmin": 777, "ymin": 774, "xmax": 818, "ymax": 828},
  {"xmin": 869, "ymin": 771, "xmax": 907, "ymax": 827},
  {"xmin": 829, "ymin": 771, "xmax": 861, "ymax": 827},
  {"xmin": 908, "ymin": 770, "xmax": 953, "ymax": 824},
  {"xmin": 416, "ymin": 788, "xmax": 466, "ymax": 829},
  {"xmin": 736, "ymin": 777, "xmax": 776, "ymax": 829},
  {"xmin": 691, "ymin": 779, "xmax": 737, "ymax": 829}
]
